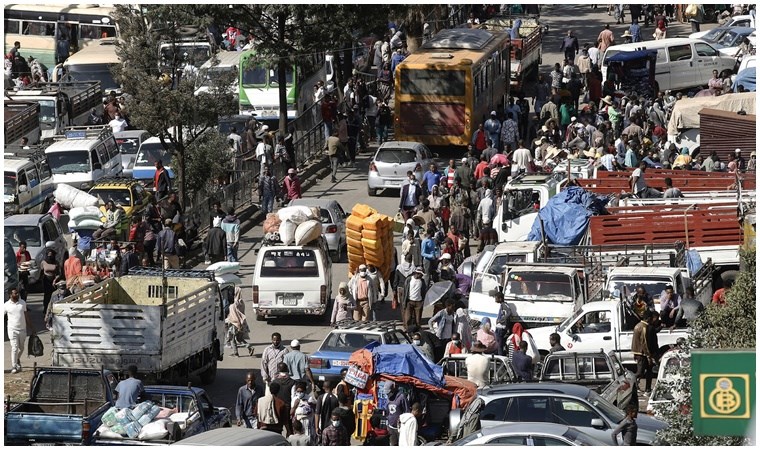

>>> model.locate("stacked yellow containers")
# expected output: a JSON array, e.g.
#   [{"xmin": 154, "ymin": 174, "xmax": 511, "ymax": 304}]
[{"xmin": 346, "ymin": 204, "xmax": 394, "ymax": 279}]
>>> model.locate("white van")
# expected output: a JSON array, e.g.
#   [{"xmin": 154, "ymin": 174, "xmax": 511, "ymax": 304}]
[
  {"xmin": 44, "ymin": 126, "xmax": 122, "ymax": 190},
  {"xmin": 4, "ymin": 149, "xmax": 55, "ymax": 215},
  {"xmin": 194, "ymin": 50, "xmax": 240, "ymax": 98},
  {"xmin": 602, "ymin": 38, "xmax": 736, "ymax": 91},
  {"xmin": 252, "ymin": 238, "xmax": 332, "ymax": 321}
]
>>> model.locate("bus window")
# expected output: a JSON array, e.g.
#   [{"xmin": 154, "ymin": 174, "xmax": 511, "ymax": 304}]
[
  {"xmin": 80, "ymin": 24, "xmax": 116, "ymax": 40},
  {"xmin": 242, "ymin": 66, "xmax": 267, "ymax": 86},
  {"xmin": 24, "ymin": 20, "xmax": 55, "ymax": 36},
  {"xmin": 5, "ymin": 19, "xmax": 20, "ymax": 34},
  {"xmin": 400, "ymin": 69, "xmax": 466, "ymax": 96}
]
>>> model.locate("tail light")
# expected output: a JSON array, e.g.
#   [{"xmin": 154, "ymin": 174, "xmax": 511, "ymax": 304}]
[
  {"xmin": 320, "ymin": 285, "xmax": 327, "ymax": 305},
  {"xmin": 414, "ymin": 163, "xmax": 422, "ymax": 172},
  {"xmin": 326, "ymin": 225, "xmax": 338, "ymax": 233},
  {"xmin": 369, "ymin": 162, "xmax": 378, "ymax": 172},
  {"xmin": 309, "ymin": 357, "xmax": 326, "ymax": 369},
  {"xmin": 252, "ymin": 286, "xmax": 259, "ymax": 304},
  {"xmin": 82, "ymin": 421, "xmax": 91, "ymax": 443}
]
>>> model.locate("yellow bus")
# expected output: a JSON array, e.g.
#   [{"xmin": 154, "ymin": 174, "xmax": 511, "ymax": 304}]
[
  {"xmin": 393, "ymin": 28, "xmax": 511, "ymax": 147},
  {"xmin": 4, "ymin": 4, "xmax": 117, "ymax": 69}
]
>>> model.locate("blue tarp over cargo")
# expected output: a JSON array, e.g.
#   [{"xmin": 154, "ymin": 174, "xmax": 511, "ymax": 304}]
[
  {"xmin": 733, "ymin": 67, "xmax": 756, "ymax": 92},
  {"xmin": 372, "ymin": 344, "xmax": 445, "ymax": 388},
  {"xmin": 526, "ymin": 187, "xmax": 609, "ymax": 245}
]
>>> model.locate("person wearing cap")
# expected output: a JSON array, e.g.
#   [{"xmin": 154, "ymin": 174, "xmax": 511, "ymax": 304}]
[
  {"xmin": 384, "ymin": 381, "xmax": 409, "ymax": 446},
  {"xmin": 403, "ymin": 267, "xmax": 427, "ymax": 327},
  {"xmin": 348, "ymin": 264, "xmax": 378, "ymax": 322},
  {"xmin": 658, "ymin": 285, "xmax": 681, "ymax": 328},
  {"xmin": 734, "ymin": 148, "xmax": 747, "ymax": 172},
  {"xmin": 484, "ymin": 111, "xmax": 501, "ymax": 150},
  {"xmin": 157, "ymin": 218, "xmax": 180, "ymax": 269},
  {"xmin": 367, "ymin": 265, "xmax": 387, "ymax": 303},
  {"xmin": 284, "ymin": 339, "xmax": 316, "ymax": 392},
  {"xmin": 282, "ymin": 168, "xmax": 302, "ymax": 202},
  {"xmin": 438, "ymin": 253, "xmax": 456, "ymax": 281}
]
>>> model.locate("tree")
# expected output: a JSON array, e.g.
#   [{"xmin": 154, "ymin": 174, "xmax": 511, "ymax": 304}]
[
  {"xmin": 654, "ymin": 250, "xmax": 755, "ymax": 445},
  {"xmin": 111, "ymin": 5, "xmax": 236, "ymax": 206}
]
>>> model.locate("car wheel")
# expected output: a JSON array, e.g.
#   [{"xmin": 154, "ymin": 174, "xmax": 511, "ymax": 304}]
[
  {"xmin": 368, "ymin": 187, "xmax": 377, "ymax": 196},
  {"xmin": 256, "ymin": 313, "xmax": 267, "ymax": 322}
]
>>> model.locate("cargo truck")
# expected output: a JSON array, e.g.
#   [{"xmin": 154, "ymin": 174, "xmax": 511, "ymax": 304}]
[{"xmin": 4, "ymin": 101, "xmax": 41, "ymax": 146}]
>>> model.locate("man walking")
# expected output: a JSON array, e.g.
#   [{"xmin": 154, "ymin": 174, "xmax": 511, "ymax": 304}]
[
  {"xmin": 236, "ymin": 372, "xmax": 259, "ymax": 428},
  {"xmin": 261, "ymin": 332, "xmax": 289, "ymax": 385},
  {"xmin": 385, "ymin": 381, "xmax": 409, "ymax": 446},
  {"xmin": 348, "ymin": 264, "xmax": 378, "ymax": 322},
  {"xmin": 324, "ymin": 129, "xmax": 345, "ymax": 183},
  {"xmin": 258, "ymin": 167, "xmax": 280, "ymax": 215},
  {"xmin": 399, "ymin": 171, "xmax": 422, "ymax": 220},
  {"xmin": 4, "ymin": 288, "xmax": 34, "ymax": 373},
  {"xmin": 398, "ymin": 403, "xmax": 422, "ymax": 446},
  {"xmin": 203, "ymin": 217, "xmax": 227, "ymax": 264},
  {"xmin": 221, "ymin": 207, "xmax": 241, "ymax": 262},
  {"xmin": 560, "ymin": 30, "xmax": 579, "ymax": 63},
  {"xmin": 403, "ymin": 267, "xmax": 427, "ymax": 328},
  {"xmin": 632, "ymin": 311, "xmax": 654, "ymax": 394},
  {"xmin": 284, "ymin": 339, "xmax": 316, "ymax": 391},
  {"xmin": 157, "ymin": 218, "xmax": 179, "ymax": 269}
]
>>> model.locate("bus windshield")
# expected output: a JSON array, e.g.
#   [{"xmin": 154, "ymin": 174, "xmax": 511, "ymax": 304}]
[
  {"xmin": 160, "ymin": 44, "xmax": 211, "ymax": 68},
  {"xmin": 242, "ymin": 66, "xmax": 267, "ymax": 87},
  {"xmin": 136, "ymin": 144, "xmax": 173, "ymax": 166},
  {"xmin": 400, "ymin": 69, "xmax": 465, "ymax": 96},
  {"xmin": 66, "ymin": 64, "xmax": 119, "ymax": 91},
  {"xmin": 47, "ymin": 151, "xmax": 91, "ymax": 174},
  {"xmin": 269, "ymin": 67, "xmax": 294, "ymax": 87}
]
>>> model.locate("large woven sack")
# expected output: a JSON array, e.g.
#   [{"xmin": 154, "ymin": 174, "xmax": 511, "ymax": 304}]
[
  {"xmin": 278, "ymin": 205, "xmax": 317, "ymax": 222},
  {"xmin": 54, "ymin": 183, "xmax": 98, "ymax": 209},
  {"xmin": 69, "ymin": 205, "xmax": 103, "ymax": 221},
  {"xmin": 295, "ymin": 220, "xmax": 322, "ymax": 246},
  {"xmin": 279, "ymin": 220, "xmax": 297, "ymax": 245}
]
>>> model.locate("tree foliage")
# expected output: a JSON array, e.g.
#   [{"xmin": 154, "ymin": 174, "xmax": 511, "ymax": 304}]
[
  {"xmin": 112, "ymin": 5, "xmax": 236, "ymax": 205},
  {"xmin": 654, "ymin": 250, "xmax": 755, "ymax": 445},
  {"xmin": 181, "ymin": 131, "xmax": 232, "ymax": 197}
]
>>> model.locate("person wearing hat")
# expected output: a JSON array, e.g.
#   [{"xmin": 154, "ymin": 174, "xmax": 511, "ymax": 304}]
[
  {"xmin": 484, "ymin": 111, "xmax": 501, "ymax": 149},
  {"xmin": 348, "ymin": 264, "xmax": 378, "ymax": 322},
  {"xmin": 464, "ymin": 342, "xmax": 491, "ymax": 388},
  {"xmin": 454, "ymin": 157, "xmax": 474, "ymax": 190},
  {"xmin": 282, "ymin": 168, "xmax": 302, "ymax": 202},
  {"xmin": 284, "ymin": 339, "xmax": 316, "ymax": 391},
  {"xmin": 734, "ymin": 148, "xmax": 747, "ymax": 172},
  {"xmin": 438, "ymin": 253, "xmax": 456, "ymax": 282},
  {"xmin": 403, "ymin": 267, "xmax": 427, "ymax": 327},
  {"xmin": 157, "ymin": 218, "xmax": 179, "ymax": 269},
  {"xmin": 748, "ymin": 151, "xmax": 756, "ymax": 171}
]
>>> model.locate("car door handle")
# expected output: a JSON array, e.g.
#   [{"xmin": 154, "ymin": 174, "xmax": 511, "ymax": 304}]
[{"xmin": 603, "ymin": 336, "xmax": 612, "ymax": 340}]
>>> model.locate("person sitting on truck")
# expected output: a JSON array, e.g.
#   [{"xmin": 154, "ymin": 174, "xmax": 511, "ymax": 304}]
[
  {"xmin": 114, "ymin": 365, "xmax": 145, "ymax": 409},
  {"xmin": 120, "ymin": 244, "xmax": 140, "ymax": 276},
  {"xmin": 444, "ymin": 332, "xmax": 467, "ymax": 357},
  {"xmin": 476, "ymin": 318, "xmax": 499, "ymax": 354},
  {"xmin": 93, "ymin": 201, "xmax": 125, "ymax": 241},
  {"xmin": 549, "ymin": 332, "xmax": 566, "ymax": 354},
  {"xmin": 628, "ymin": 285, "xmax": 655, "ymax": 320},
  {"xmin": 506, "ymin": 323, "xmax": 539, "ymax": 364},
  {"xmin": 658, "ymin": 285, "xmax": 682, "ymax": 327},
  {"xmin": 672, "ymin": 287, "xmax": 704, "ymax": 328}
]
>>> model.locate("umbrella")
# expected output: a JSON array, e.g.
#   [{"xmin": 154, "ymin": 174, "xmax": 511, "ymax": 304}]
[
  {"xmin": 424, "ymin": 280, "xmax": 455, "ymax": 308},
  {"xmin": 489, "ymin": 153, "xmax": 508, "ymax": 166}
]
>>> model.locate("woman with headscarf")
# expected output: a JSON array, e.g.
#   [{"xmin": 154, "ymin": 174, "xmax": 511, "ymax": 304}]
[
  {"xmin": 455, "ymin": 308, "xmax": 473, "ymax": 350},
  {"xmin": 506, "ymin": 323, "xmax": 540, "ymax": 365},
  {"xmin": 476, "ymin": 317, "xmax": 499, "ymax": 354},
  {"xmin": 428, "ymin": 184, "xmax": 444, "ymax": 211},
  {"xmin": 226, "ymin": 286, "xmax": 251, "ymax": 356},
  {"xmin": 672, "ymin": 147, "xmax": 692, "ymax": 169},
  {"xmin": 330, "ymin": 282, "xmax": 355, "ymax": 325}
]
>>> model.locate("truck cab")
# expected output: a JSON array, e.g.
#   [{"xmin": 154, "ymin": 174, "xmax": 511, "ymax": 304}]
[
  {"xmin": 4, "ymin": 148, "xmax": 55, "ymax": 215},
  {"xmin": 496, "ymin": 173, "xmax": 563, "ymax": 242},
  {"xmin": 45, "ymin": 126, "xmax": 123, "ymax": 190},
  {"xmin": 604, "ymin": 261, "xmax": 714, "ymax": 308}
]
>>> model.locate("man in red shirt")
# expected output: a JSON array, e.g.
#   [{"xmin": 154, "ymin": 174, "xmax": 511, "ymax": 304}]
[
  {"xmin": 63, "ymin": 249, "xmax": 83, "ymax": 285},
  {"xmin": 474, "ymin": 155, "xmax": 490, "ymax": 180}
]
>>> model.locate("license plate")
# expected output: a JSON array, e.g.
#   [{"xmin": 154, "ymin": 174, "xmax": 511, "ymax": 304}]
[
  {"xmin": 283, "ymin": 298, "xmax": 298, "ymax": 306},
  {"xmin": 278, "ymin": 293, "xmax": 300, "ymax": 306},
  {"xmin": 332, "ymin": 360, "xmax": 349, "ymax": 367}
]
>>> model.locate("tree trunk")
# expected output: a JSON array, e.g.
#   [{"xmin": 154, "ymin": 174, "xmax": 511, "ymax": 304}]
[
  {"xmin": 277, "ymin": 12, "xmax": 288, "ymax": 137},
  {"xmin": 177, "ymin": 125, "xmax": 186, "ymax": 208}
]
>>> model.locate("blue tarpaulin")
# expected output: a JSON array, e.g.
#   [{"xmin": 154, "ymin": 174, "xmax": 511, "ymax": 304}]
[
  {"xmin": 687, "ymin": 249, "xmax": 704, "ymax": 275},
  {"xmin": 372, "ymin": 344, "xmax": 445, "ymax": 388},
  {"xmin": 733, "ymin": 67, "xmax": 756, "ymax": 92},
  {"xmin": 526, "ymin": 187, "xmax": 609, "ymax": 245}
]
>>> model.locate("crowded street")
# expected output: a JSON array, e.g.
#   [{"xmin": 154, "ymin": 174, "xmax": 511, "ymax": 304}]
[{"xmin": 4, "ymin": 3, "xmax": 757, "ymax": 447}]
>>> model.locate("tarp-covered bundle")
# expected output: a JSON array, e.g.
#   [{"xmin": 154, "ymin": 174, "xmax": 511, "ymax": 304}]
[
  {"xmin": 346, "ymin": 204, "xmax": 395, "ymax": 279},
  {"xmin": 54, "ymin": 183, "xmax": 99, "ymax": 209},
  {"xmin": 276, "ymin": 206, "xmax": 321, "ymax": 246},
  {"xmin": 68, "ymin": 205, "xmax": 105, "ymax": 230},
  {"xmin": 667, "ymin": 92, "xmax": 756, "ymax": 135},
  {"xmin": 527, "ymin": 187, "xmax": 609, "ymax": 245}
]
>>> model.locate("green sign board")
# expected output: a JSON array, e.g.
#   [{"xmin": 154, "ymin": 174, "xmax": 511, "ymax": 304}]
[{"xmin": 692, "ymin": 350, "xmax": 756, "ymax": 437}]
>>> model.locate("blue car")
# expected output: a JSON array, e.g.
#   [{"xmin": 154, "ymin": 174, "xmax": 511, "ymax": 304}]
[{"xmin": 309, "ymin": 322, "xmax": 410, "ymax": 385}]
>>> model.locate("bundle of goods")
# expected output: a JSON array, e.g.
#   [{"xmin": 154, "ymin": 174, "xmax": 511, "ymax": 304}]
[
  {"xmin": 97, "ymin": 401, "xmax": 179, "ymax": 441},
  {"xmin": 54, "ymin": 183, "xmax": 99, "ymax": 209},
  {"xmin": 346, "ymin": 204, "xmax": 395, "ymax": 279},
  {"xmin": 277, "ymin": 206, "xmax": 322, "ymax": 246},
  {"xmin": 262, "ymin": 213, "xmax": 282, "ymax": 234},
  {"xmin": 67, "ymin": 205, "xmax": 105, "ymax": 230},
  {"xmin": 206, "ymin": 261, "xmax": 242, "ymax": 286}
]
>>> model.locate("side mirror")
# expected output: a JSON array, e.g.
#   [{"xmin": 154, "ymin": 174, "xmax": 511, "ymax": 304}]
[
  {"xmin": 590, "ymin": 418, "xmax": 605, "ymax": 429},
  {"xmin": 18, "ymin": 184, "xmax": 28, "ymax": 193},
  {"xmin": 45, "ymin": 241, "xmax": 56, "ymax": 249}
]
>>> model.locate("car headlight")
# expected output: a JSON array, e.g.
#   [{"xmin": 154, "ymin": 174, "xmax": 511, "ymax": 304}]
[{"xmin": 80, "ymin": 182, "xmax": 91, "ymax": 190}]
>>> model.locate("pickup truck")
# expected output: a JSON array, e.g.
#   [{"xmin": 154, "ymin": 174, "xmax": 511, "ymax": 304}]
[
  {"xmin": 481, "ymin": 16, "xmax": 543, "ymax": 94},
  {"xmin": 4, "ymin": 367, "xmax": 114, "ymax": 445},
  {"xmin": 51, "ymin": 268, "xmax": 225, "ymax": 384},
  {"xmin": 529, "ymin": 299, "xmax": 690, "ymax": 368},
  {"xmin": 94, "ymin": 385, "xmax": 232, "ymax": 445},
  {"xmin": 540, "ymin": 350, "xmax": 636, "ymax": 409}
]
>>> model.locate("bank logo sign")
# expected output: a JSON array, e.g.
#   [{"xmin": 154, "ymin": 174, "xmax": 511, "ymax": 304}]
[{"xmin": 699, "ymin": 374, "xmax": 751, "ymax": 419}]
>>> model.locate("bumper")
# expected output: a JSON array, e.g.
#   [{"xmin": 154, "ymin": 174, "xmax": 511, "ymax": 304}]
[
  {"xmin": 367, "ymin": 173, "xmax": 406, "ymax": 190},
  {"xmin": 324, "ymin": 233, "xmax": 341, "ymax": 252},
  {"xmin": 255, "ymin": 306, "xmax": 326, "ymax": 317}
]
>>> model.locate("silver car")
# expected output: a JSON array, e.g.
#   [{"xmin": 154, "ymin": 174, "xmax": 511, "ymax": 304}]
[
  {"xmin": 367, "ymin": 141, "xmax": 435, "ymax": 196},
  {"xmin": 113, "ymin": 130, "xmax": 150, "ymax": 178},
  {"xmin": 4, "ymin": 213, "xmax": 69, "ymax": 286},
  {"xmin": 479, "ymin": 383, "xmax": 668, "ymax": 445},
  {"xmin": 289, "ymin": 198, "xmax": 348, "ymax": 263},
  {"xmin": 451, "ymin": 422, "xmax": 606, "ymax": 446}
]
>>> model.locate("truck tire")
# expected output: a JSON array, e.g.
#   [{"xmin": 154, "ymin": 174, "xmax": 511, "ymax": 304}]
[
  {"xmin": 200, "ymin": 361, "xmax": 217, "ymax": 385},
  {"xmin": 720, "ymin": 270, "xmax": 738, "ymax": 289}
]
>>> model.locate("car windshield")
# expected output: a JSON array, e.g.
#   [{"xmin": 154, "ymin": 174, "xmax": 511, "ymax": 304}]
[
  {"xmin": 716, "ymin": 30, "xmax": 745, "ymax": 47},
  {"xmin": 702, "ymin": 28, "xmax": 726, "ymax": 42},
  {"xmin": 320, "ymin": 332, "xmax": 382, "ymax": 352},
  {"xmin": 47, "ymin": 151, "xmax": 90, "ymax": 174},
  {"xmin": 607, "ymin": 277, "xmax": 672, "ymax": 302},
  {"xmin": 5, "ymin": 226, "xmax": 42, "ymax": 247},
  {"xmin": 4, "ymin": 172, "xmax": 17, "ymax": 196},
  {"xmin": 136, "ymin": 143, "xmax": 173, "ymax": 166},
  {"xmin": 504, "ymin": 271, "xmax": 573, "ymax": 299},
  {"xmin": 66, "ymin": 64, "xmax": 119, "ymax": 91},
  {"xmin": 259, "ymin": 249, "xmax": 320, "ymax": 277},
  {"xmin": 38, "ymin": 100, "xmax": 56, "ymax": 123},
  {"xmin": 89, "ymin": 188, "xmax": 132, "ymax": 207},
  {"xmin": 375, "ymin": 148, "xmax": 417, "ymax": 164},
  {"xmin": 116, "ymin": 137, "xmax": 140, "ymax": 155},
  {"xmin": 587, "ymin": 390, "xmax": 626, "ymax": 424},
  {"xmin": 485, "ymin": 254, "xmax": 528, "ymax": 275}
]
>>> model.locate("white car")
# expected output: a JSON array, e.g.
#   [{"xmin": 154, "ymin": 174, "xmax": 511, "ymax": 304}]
[
  {"xmin": 451, "ymin": 422, "xmax": 606, "ymax": 446},
  {"xmin": 690, "ymin": 12, "xmax": 756, "ymax": 39},
  {"xmin": 647, "ymin": 348, "xmax": 690, "ymax": 417},
  {"xmin": 367, "ymin": 141, "xmax": 435, "ymax": 196},
  {"xmin": 694, "ymin": 26, "xmax": 757, "ymax": 57}
]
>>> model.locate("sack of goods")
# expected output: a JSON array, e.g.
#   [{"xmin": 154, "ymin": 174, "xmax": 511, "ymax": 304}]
[
  {"xmin": 277, "ymin": 205, "xmax": 319, "ymax": 224},
  {"xmin": 68, "ymin": 205, "xmax": 105, "ymax": 230},
  {"xmin": 294, "ymin": 219, "xmax": 322, "ymax": 246},
  {"xmin": 263, "ymin": 213, "xmax": 282, "ymax": 234},
  {"xmin": 54, "ymin": 183, "xmax": 99, "ymax": 209},
  {"xmin": 96, "ymin": 401, "xmax": 171, "ymax": 441},
  {"xmin": 207, "ymin": 261, "xmax": 240, "ymax": 275},
  {"xmin": 345, "ymin": 204, "xmax": 395, "ymax": 279},
  {"xmin": 279, "ymin": 219, "xmax": 298, "ymax": 245}
]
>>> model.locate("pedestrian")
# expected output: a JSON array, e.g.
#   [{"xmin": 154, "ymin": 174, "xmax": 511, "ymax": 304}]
[
  {"xmin": 597, "ymin": 24, "xmax": 615, "ymax": 53},
  {"xmin": 512, "ymin": 341, "xmax": 533, "ymax": 381},
  {"xmin": 399, "ymin": 171, "xmax": 423, "ymax": 220},
  {"xmin": 4, "ymin": 288, "xmax": 34, "ymax": 374},
  {"xmin": 291, "ymin": 381, "xmax": 317, "ymax": 444},
  {"xmin": 324, "ymin": 129, "xmax": 345, "ymax": 183},
  {"xmin": 629, "ymin": 19, "xmax": 642, "ymax": 42},
  {"xmin": 261, "ymin": 332, "xmax": 289, "ymax": 384},
  {"xmin": 153, "ymin": 160, "xmax": 172, "ymax": 199},
  {"xmin": 420, "ymin": 229, "xmax": 440, "ymax": 285},
  {"xmin": 284, "ymin": 339, "xmax": 316, "ymax": 391},
  {"xmin": 114, "ymin": 365, "xmax": 145, "ymax": 408},
  {"xmin": 288, "ymin": 421, "xmax": 311, "ymax": 446},
  {"xmin": 465, "ymin": 343, "xmax": 490, "ymax": 388},
  {"xmin": 549, "ymin": 332, "xmax": 566, "ymax": 354},
  {"xmin": 444, "ymin": 332, "xmax": 467, "ymax": 357},
  {"xmin": 612, "ymin": 404, "xmax": 639, "ymax": 445},
  {"xmin": 255, "ymin": 134, "xmax": 274, "ymax": 177},
  {"xmin": 348, "ymin": 264, "xmax": 378, "ymax": 322},
  {"xmin": 120, "ymin": 244, "xmax": 140, "ymax": 276},
  {"xmin": 155, "ymin": 218, "xmax": 179, "ymax": 269},
  {"xmin": 367, "ymin": 265, "xmax": 387, "ymax": 304},
  {"xmin": 258, "ymin": 382, "xmax": 292, "ymax": 436},
  {"xmin": 398, "ymin": 402, "xmax": 422, "ymax": 446},
  {"xmin": 560, "ymin": 30, "xmax": 579, "ymax": 63},
  {"xmin": 500, "ymin": 112, "xmax": 519, "ymax": 150},
  {"xmin": 236, "ymin": 372, "xmax": 259, "ymax": 428},
  {"xmin": 221, "ymin": 207, "xmax": 240, "ymax": 262},
  {"xmin": 283, "ymin": 168, "xmax": 302, "ymax": 201},
  {"xmin": 384, "ymin": 381, "xmax": 409, "ymax": 446},
  {"xmin": 493, "ymin": 291, "xmax": 511, "ymax": 355},
  {"xmin": 315, "ymin": 380, "xmax": 340, "ymax": 441},
  {"xmin": 330, "ymin": 282, "xmax": 355, "ymax": 325},
  {"xmin": 321, "ymin": 409, "xmax": 349, "ymax": 446},
  {"xmin": 377, "ymin": 101, "xmax": 392, "ymax": 144},
  {"xmin": 476, "ymin": 317, "xmax": 499, "ymax": 354},
  {"xmin": 334, "ymin": 390, "xmax": 356, "ymax": 437},
  {"xmin": 271, "ymin": 362, "xmax": 297, "ymax": 408},
  {"xmin": 108, "ymin": 112, "xmax": 127, "ymax": 133},
  {"xmin": 673, "ymin": 287, "xmax": 704, "ymax": 328},
  {"xmin": 428, "ymin": 298, "xmax": 457, "ymax": 341},
  {"xmin": 40, "ymin": 248, "xmax": 61, "ymax": 319},
  {"xmin": 258, "ymin": 167, "xmax": 280, "ymax": 215},
  {"xmin": 402, "ymin": 267, "xmax": 427, "ymax": 327},
  {"xmin": 455, "ymin": 307, "xmax": 473, "ymax": 351},
  {"xmin": 203, "ymin": 217, "xmax": 227, "ymax": 264},
  {"xmin": 632, "ymin": 310, "xmax": 654, "ymax": 394}
]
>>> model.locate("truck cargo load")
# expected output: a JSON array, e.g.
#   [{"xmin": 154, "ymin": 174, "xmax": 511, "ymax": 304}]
[{"xmin": 4, "ymin": 101, "xmax": 41, "ymax": 146}]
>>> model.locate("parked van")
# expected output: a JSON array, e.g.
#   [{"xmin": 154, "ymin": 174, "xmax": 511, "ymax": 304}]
[
  {"xmin": 44, "ymin": 126, "xmax": 122, "ymax": 190},
  {"xmin": 252, "ymin": 237, "xmax": 332, "ymax": 321},
  {"xmin": 602, "ymin": 38, "xmax": 736, "ymax": 91},
  {"xmin": 4, "ymin": 148, "xmax": 55, "ymax": 215},
  {"xmin": 58, "ymin": 38, "xmax": 122, "ymax": 96},
  {"xmin": 132, "ymin": 136, "xmax": 176, "ymax": 182}
]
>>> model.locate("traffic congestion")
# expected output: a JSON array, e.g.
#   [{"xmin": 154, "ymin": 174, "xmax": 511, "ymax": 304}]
[{"xmin": 4, "ymin": 3, "xmax": 757, "ymax": 447}]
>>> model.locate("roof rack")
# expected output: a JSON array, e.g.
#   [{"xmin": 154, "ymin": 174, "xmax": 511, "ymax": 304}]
[
  {"xmin": 126, "ymin": 267, "xmax": 216, "ymax": 281},
  {"xmin": 334, "ymin": 319, "xmax": 405, "ymax": 332},
  {"xmin": 53, "ymin": 125, "xmax": 113, "ymax": 142},
  {"xmin": 4, "ymin": 146, "xmax": 47, "ymax": 162}
]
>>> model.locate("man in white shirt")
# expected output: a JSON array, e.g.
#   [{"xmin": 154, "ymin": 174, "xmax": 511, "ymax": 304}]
[
  {"xmin": 228, "ymin": 127, "xmax": 243, "ymax": 154},
  {"xmin": 4, "ymin": 288, "xmax": 34, "ymax": 373},
  {"xmin": 465, "ymin": 343, "xmax": 491, "ymax": 388},
  {"xmin": 398, "ymin": 402, "xmax": 422, "ymax": 446},
  {"xmin": 587, "ymin": 43, "xmax": 600, "ymax": 70},
  {"xmin": 600, "ymin": 147, "xmax": 617, "ymax": 171},
  {"xmin": 477, "ymin": 189, "xmax": 494, "ymax": 228},
  {"xmin": 108, "ymin": 113, "xmax": 127, "ymax": 133},
  {"xmin": 511, "ymin": 139, "xmax": 533, "ymax": 175}
]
